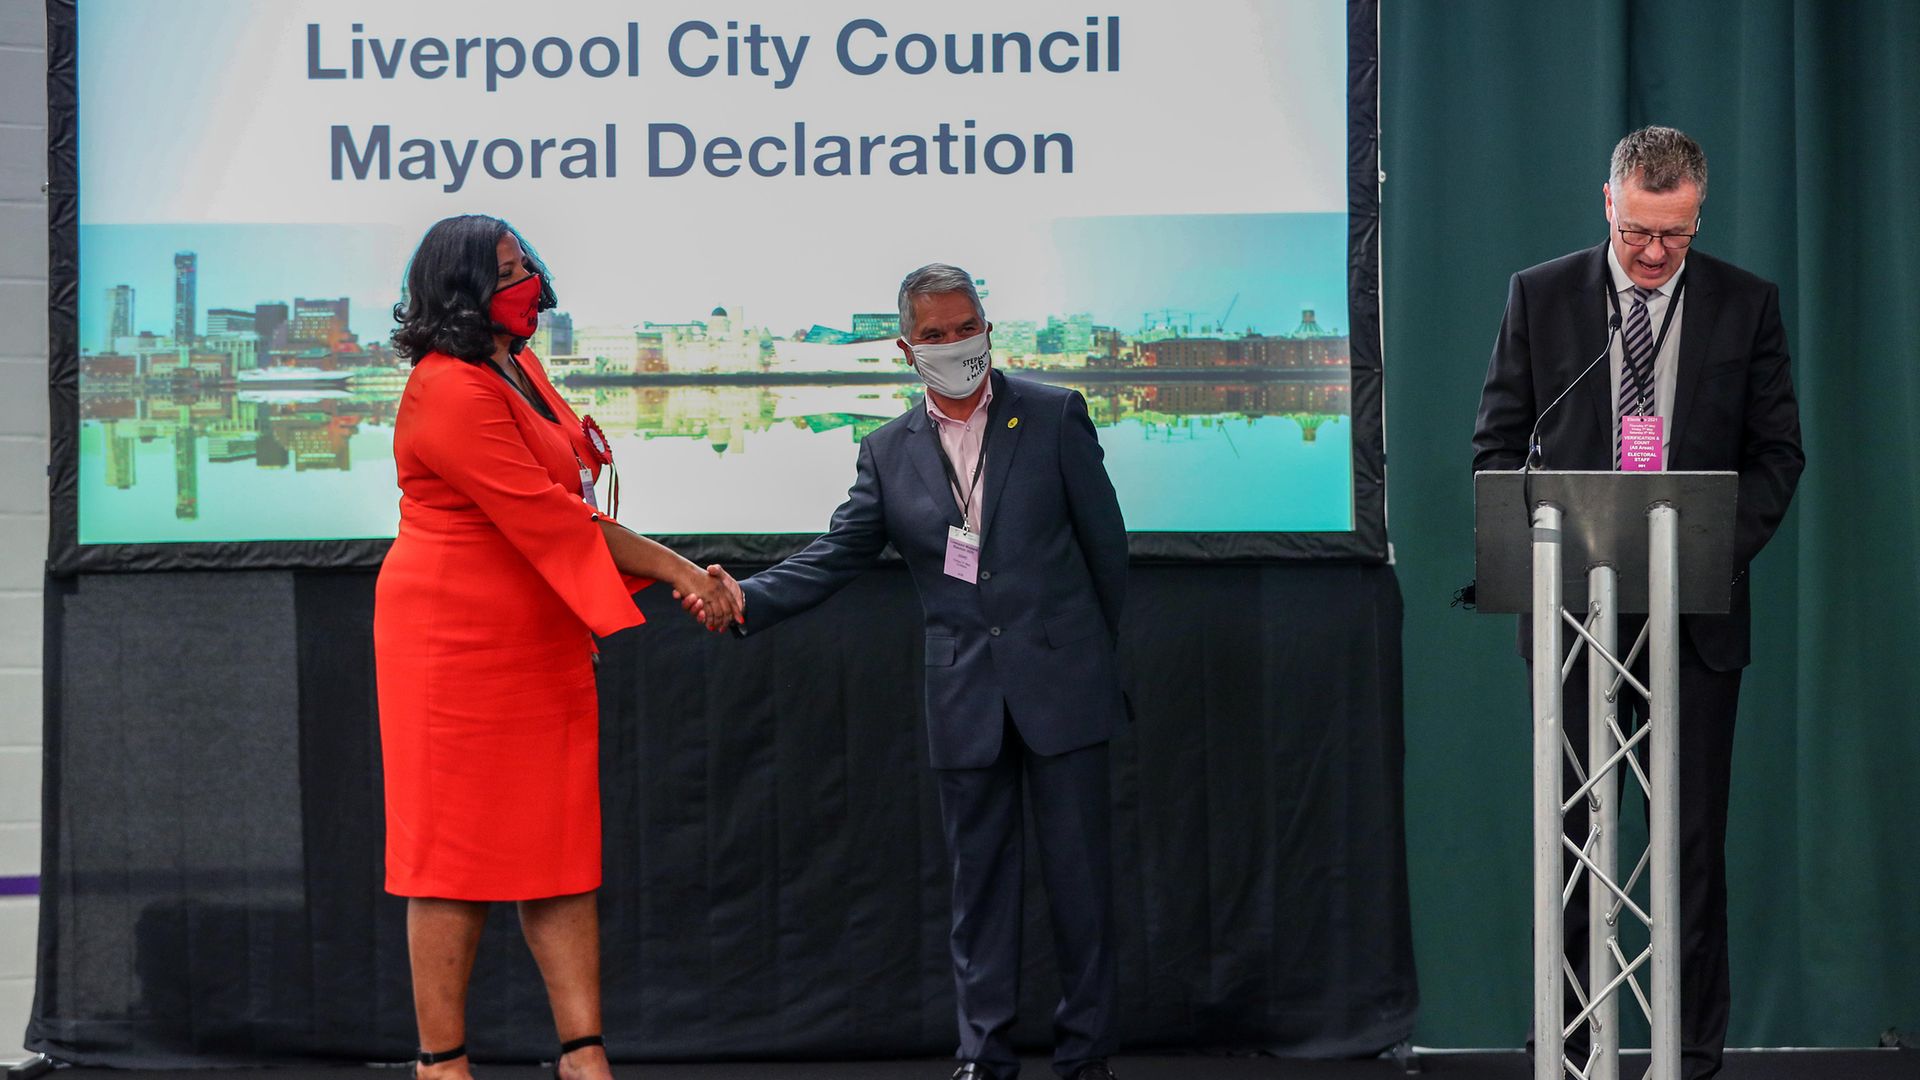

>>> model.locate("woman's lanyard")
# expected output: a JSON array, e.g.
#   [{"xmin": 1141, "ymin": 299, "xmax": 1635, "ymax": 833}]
[
  {"xmin": 573, "ymin": 450, "xmax": 598, "ymax": 511},
  {"xmin": 482, "ymin": 354, "xmax": 557, "ymax": 422},
  {"xmin": 480, "ymin": 357, "xmax": 605, "ymax": 512},
  {"xmin": 574, "ymin": 448, "xmax": 618, "ymax": 517}
]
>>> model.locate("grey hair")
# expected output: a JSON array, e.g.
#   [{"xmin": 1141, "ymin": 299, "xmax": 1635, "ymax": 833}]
[
  {"xmin": 897, "ymin": 263, "xmax": 986, "ymax": 339},
  {"xmin": 1610, "ymin": 126, "xmax": 1709, "ymax": 202}
]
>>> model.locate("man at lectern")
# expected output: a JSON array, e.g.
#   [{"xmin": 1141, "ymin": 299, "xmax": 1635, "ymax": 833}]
[{"xmin": 1471, "ymin": 126, "xmax": 1804, "ymax": 1078}]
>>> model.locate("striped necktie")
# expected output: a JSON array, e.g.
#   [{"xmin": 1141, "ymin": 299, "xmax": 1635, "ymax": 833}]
[{"xmin": 1617, "ymin": 285, "xmax": 1656, "ymax": 468}]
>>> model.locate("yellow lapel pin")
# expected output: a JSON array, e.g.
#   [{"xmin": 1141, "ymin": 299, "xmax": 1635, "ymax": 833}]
[{"xmin": 1007, "ymin": 417, "xmax": 1020, "ymax": 429}]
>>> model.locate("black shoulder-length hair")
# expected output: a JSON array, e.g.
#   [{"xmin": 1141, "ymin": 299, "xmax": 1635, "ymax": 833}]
[{"xmin": 391, "ymin": 214, "xmax": 558, "ymax": 364}]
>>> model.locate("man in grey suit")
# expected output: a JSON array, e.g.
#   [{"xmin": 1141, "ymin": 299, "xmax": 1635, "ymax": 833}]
[{"xmin": 710, "ymin": 263, "xmax": 1128, "ymax": 1080}]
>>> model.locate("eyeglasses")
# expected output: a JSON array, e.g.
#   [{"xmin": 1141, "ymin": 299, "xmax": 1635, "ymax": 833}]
[{"xmin": 1616, "ymin": 225, "xmax": 1698, "ymax": 250}]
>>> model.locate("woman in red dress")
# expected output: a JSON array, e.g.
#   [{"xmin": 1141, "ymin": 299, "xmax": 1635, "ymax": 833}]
[{"xmin": 375, "ymin": 215, "xmax": 739, "ymax": 1080}]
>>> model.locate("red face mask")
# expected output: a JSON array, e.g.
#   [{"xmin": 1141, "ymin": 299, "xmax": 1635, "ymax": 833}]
[{"xmin": 488, "ymin": 272, "xmax": 542, "ymax": 338}]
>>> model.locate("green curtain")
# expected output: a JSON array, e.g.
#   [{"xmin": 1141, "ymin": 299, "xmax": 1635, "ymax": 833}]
[{"xmin": 1381, "ymin": 0, "xmax": 1920, "ymax": 1047}]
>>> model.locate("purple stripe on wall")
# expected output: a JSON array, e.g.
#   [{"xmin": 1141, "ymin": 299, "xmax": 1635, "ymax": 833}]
[{"xmin": 0, "ymin": 876, "xmax": 39, "ymax": 896}]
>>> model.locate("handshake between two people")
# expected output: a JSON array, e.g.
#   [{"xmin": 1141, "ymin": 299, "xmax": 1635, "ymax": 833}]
[
  {"xmin": 670, "ymin": 563, "xmax": 746, "ymax": 633},
  {"xmin": 594, "ymin": 519, "xmax": 744, "ymax": 632}
]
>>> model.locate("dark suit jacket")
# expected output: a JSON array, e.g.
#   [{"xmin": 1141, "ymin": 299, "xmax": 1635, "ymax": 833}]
[
  {"xmin": 1472, "ymin": 243, "xmax": 1804, "ymax": 671},
  {"xmin": 737, "ymin": 370, "xmax": 1130, "ymax": 769}
]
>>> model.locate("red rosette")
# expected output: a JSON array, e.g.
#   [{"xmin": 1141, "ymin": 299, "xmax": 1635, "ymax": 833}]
[{"xmin": 581, "ymin": 414, "xmax": 614, "ymax": 465}]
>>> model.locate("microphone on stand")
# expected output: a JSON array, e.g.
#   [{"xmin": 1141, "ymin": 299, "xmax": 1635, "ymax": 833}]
[
  {"xmin": 1463, "ymin": 310, "xmax": 1626, "ymax": 606},
  {"xmin": 1526, "ymin": 312, "xmax": 1623, "ymax": 470}
]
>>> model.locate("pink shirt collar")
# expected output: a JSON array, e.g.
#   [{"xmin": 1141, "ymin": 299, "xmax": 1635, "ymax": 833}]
[{"xmin": 925, "ymin": 377, "xmax": 994, "ymax": 429}]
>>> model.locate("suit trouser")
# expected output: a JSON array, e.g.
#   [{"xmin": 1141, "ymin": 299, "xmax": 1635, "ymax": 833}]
[
  {"xmin": 935, "ymin": 714, "xmax": 1117, "ymax": 1080},
  {"xmin": 1536, "ymin": 623, "xmax": 1742, "ymax": 1080}
]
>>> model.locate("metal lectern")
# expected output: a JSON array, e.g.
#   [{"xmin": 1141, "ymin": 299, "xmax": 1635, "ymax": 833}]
[{"xmin": 1474, "ymin": 470, "xmax": 1738, "ymax": 1080}]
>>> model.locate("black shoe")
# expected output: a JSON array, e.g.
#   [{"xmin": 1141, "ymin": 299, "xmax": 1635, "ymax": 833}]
[
  {"xmin": 952, "ymin": 1064, "xmax": 1000, "ymax": 1080},
  {"xmin": 1070, "ymin": 1064, "xmax": 1117, "ymax": 1080}
]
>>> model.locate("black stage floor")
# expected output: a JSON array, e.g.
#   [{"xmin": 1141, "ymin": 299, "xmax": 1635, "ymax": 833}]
[{"xmin": 28, "ymin": 1049, "xmax": 1915, "ymax": 1080}]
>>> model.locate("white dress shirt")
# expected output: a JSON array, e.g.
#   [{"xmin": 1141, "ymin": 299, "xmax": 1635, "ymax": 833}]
[{"xmin": 1606, "ymin": 244, "xmax": 1687, "ymax": 454}]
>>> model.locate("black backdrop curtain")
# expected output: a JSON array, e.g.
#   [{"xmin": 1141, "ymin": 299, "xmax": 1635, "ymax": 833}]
[{"xmin": 30, "ymin": 564, "xmax": 1414, "ymax": 1066}]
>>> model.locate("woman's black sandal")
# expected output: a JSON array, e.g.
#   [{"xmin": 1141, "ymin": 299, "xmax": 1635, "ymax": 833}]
[
  {"xmin": 553, "ymin": 1035, "xmax": 605, "ymax": 1073},
  {"xmin": 414, "ymin": 1044, "xmax": 467, "ymax": 1077}
]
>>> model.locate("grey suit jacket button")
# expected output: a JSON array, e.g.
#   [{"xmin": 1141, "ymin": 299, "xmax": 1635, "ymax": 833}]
[
  {"xmin": 980, "ymin": 570, "xmax": 992, "ymax": 581},
  {"xmin": 989, "ymin": 627, "xmax": 1001, "ymax": 637}
]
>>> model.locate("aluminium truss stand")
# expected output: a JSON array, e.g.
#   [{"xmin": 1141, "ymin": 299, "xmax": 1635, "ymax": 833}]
[{"xmin": 1474, "ymin": 469, "xmax": 1737, "ymax": 1080}]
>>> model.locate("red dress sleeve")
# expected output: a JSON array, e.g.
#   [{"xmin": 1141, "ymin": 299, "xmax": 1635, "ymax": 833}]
[
  {"xmin": 408, "ymin": 367, "xmax": 646, "ymax": 637},
  {"xmin": 598, "ymin": 515, "xmax": 661, "ymax": 599},
  {"xmin": 515, "ymin": 351, "xmax": 659, "ymax": 600}
]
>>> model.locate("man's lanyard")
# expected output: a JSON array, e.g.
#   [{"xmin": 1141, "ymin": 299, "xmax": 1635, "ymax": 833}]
[
  {"xmin": 1606, "ymin": 268, "xmax": 1689, "ymax": 400},
  {"xmin": 931, "ymin": 416, "xmax": 992, "ymax": 529}
]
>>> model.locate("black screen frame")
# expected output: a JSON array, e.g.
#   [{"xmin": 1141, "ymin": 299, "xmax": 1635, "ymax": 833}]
[{"xmin": 44, "ymin": 0, "xmax": 1385, "ymax": 574}]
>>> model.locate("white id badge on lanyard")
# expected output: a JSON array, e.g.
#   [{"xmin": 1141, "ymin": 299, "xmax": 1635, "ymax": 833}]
[{"xmin": 943, "ymin": 525, "xmax": 981, "ymax": 583}]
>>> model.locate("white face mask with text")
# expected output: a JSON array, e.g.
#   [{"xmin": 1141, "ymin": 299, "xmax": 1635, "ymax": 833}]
[{"xmin": 908, "ymin": 331, "xmax": 992, "ymax": 399}]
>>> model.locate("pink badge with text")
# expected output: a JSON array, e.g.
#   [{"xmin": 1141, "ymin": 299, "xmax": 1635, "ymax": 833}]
[{"xmin": 1620, "ymin": 415, "xmax": 1665, "ymax": 471}]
